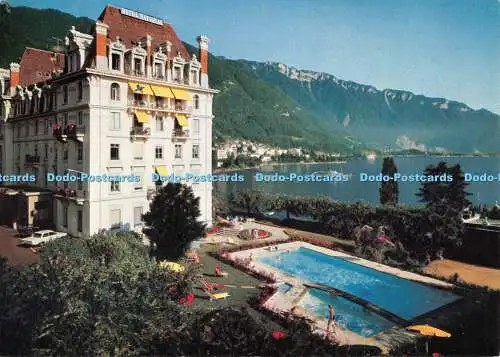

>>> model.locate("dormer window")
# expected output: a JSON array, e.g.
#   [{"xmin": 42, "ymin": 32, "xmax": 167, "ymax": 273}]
[
  {"xmin": 77, "ymin": 81, "xmax": 83, "ymax": 101},
  {"xmin": 134, "ymin": 58, "xmax": 143, "ymax": 76},
  {"xmin": 111, "ymin": 53, "xmax": 121, "ymax": 71},
  {"xmin": 190, "ymin": 70, "xmax": 198, "ymax": 85},
  {"xmin": 173, "ymin": 66, "xmax": 182, "ymax": 83},
  {"xmin": 154, "ymin": 63, "xmax": 163, "ymax": 79}
]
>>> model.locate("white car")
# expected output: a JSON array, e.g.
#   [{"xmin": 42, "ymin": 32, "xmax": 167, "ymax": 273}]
[{"xmin": 19, "ymin": 230, "xmax": 67, "ymax": 246}]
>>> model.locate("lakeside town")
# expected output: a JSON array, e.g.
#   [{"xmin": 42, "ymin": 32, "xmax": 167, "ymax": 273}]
[{"xmin": 0, "ymin": 2, "xmax": 498, "ymax": 357}]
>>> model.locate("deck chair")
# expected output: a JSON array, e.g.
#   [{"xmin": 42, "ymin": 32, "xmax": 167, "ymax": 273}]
[{"xmin": 209, "ymin": 292, "xmax": 230, "ymax": 301}]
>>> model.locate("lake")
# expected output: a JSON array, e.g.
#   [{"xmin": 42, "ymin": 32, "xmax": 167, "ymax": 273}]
[{"xmin": 214, "ymin": 156, "xmax": 500, "ymax": 206}]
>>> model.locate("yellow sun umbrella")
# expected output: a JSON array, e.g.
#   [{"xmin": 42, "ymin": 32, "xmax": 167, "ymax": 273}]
[
  {"xmin": 407, "ymin": 325, "xmax": 451, "ymax": 355},
  {"xmin": 407, "ymin": 325, "xmax": 451, "ymax": 338},
  {"xmin": 159, "ymin": 261, "xmax": 185, "ymax": 272}
]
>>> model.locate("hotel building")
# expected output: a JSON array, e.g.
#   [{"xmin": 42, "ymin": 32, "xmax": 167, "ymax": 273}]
[{"xmin": 0, "ymin": 5, "xmax": 216, "ymax": 236}]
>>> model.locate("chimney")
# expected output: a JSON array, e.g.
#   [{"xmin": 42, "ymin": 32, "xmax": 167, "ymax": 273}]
[
  {"xmin": 95, "ymin": 21, "xmax": 109, "ymax": 71},
  {"xmin": 197, "ymin": 35, "xmax": 209, "ymax": 88},
  {"xmin": 9, "ymin": 62, "xmax": 20, "ymax": 94}
]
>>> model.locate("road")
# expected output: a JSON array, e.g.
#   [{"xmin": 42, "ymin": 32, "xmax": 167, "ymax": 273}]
[{"xmin": 0, "ymin": 226, "xmax": 39, "ymax": 266}]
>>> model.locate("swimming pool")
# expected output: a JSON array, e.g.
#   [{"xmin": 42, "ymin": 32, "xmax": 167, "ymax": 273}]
[
  {"xmin": 258, "ymin": 247, "xmax": 460, "ymax": 321},
  {"xmin": 299, "ymin": 288, "xmax": 396, "ymax": 337}
]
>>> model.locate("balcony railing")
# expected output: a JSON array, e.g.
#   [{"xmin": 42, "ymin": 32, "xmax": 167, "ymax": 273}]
[
  {"xmin": 172, "ymin": 128, "xmax": 189, "ymax": 139},
  {"xmin": 53, "ymin": 187, "xmax": 86, "ymax": 205},
  {"xmin": 130, "ymin": 126, "xmax": 151, "ymax": 140},
  {"xmin": 52, "ymin": 126, "xmax": 67, "ymax": 142},
  {"xmin": 64, "ymin": 124, "xmax": 85, "ymax": 142},
  {"xmin": 25, "ymin": 154, "xmax": 40, "ymax": 164}
]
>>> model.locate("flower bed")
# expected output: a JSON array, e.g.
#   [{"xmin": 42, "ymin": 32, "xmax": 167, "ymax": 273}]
[{"xmin": 238, "ymin": 228, "xmax": 272, "ymax": 240}]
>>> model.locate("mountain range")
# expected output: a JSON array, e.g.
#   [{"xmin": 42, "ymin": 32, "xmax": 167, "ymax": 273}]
[{"xmin": 1, "ymin": 6, "xmax": 498, "ymax": 154}]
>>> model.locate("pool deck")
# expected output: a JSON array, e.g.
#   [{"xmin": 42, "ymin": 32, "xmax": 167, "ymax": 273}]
[{"xmin": 228, "ymin": 241, "xmax": 456, "ymax": 352}]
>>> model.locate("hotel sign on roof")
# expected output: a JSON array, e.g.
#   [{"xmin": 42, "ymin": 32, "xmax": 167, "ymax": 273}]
[{"xmin": 120, "ymin": 7, "xmax": 163, "ymax": 25}]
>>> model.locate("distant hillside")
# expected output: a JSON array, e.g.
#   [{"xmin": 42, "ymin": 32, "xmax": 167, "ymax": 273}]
[
  {"xmin": 2, "ymin": 6, "xmax": 498, "ymax": 154},
  {"xmin": 0, "ymin": 6, "xmax": 93, "ymax": 66},
  {"xmin": 243, "ymin": 61, "xmax": 500, "ymax": 154}
]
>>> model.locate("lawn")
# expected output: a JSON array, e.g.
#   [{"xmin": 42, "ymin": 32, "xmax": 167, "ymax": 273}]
[{"xmin": 192, "ymin": 244, "xmax": 283, "ymax": 330}]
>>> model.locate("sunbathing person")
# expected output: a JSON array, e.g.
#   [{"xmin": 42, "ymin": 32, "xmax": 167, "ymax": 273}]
[{"xmin": 215, "ymin": 262, "xmax": 228, "ymax": 277}]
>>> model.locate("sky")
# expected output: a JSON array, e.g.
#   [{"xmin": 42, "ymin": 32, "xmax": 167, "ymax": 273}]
[{"xmin": 10, "ymin": 0, "xmax": 500, "ymax": 113}]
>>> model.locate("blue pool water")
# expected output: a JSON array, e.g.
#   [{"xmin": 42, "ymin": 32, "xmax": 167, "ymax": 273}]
[
  {"xmin": 300, "ymin": 288, "xmax": 395, "ymax": 337},
  {"xmin": 259, "ymin": 247, "xmax": 460, "ymax": 321}
]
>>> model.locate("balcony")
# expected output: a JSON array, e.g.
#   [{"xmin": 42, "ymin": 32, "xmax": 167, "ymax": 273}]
[
  {"xmin": 52, "ymin": 126, "xmax": 67, "ymax": 142},
  {"xmin": 172, "ymin": 128, "xmax": 189, "ymax": 141},
  {"xmin": 64, "ymin": 124, "xmax": 85, "ymax": 142},
  {"xmin": 25, "ymin": 154, "xmax": 40, "ymax": 166},
  {"xmin": 130, "ymin": 126, "xmax": 151, "ymax": 141},
  {"xmin": 53, "ymin": 187, "xmax": 85, "ymax": 205}
]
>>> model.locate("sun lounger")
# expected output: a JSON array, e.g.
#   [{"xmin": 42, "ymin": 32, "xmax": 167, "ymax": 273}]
[{"xmin": 209, "ymin": 292, "xmax": 230, "ymax": 301}]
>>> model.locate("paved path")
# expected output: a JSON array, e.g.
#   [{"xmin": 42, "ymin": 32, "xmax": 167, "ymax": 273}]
[
  {"xmin": 0, "ymin": 226, "xmax": 39, "ymax": 266},
  {"xmin": 425, "ymin": 259, "xmax": 500, "ymax": 290}
]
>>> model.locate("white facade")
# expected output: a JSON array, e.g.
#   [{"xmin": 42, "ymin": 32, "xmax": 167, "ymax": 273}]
[{"xmin": 0, "ymin": 11, "xmax": 216, "ymax": 237}]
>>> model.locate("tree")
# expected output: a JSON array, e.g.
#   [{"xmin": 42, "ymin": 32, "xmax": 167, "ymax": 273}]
[
  {"xmin": 0, "ymin": 232, "xmax": 196, "ymax": 356},
  {"xmin": 228, "ymin": 189, "xmax": 265, "ymax": 216},
  {"xmin": 416, "ymin": 162, "xmax": 470, "ymax": 210},
  {"xmin": 379, "ymin": 156, "xmax": 399, "ymax": 205},
  {"xmin": 143, "ymin": 183, "xmax": 206, "ymax": 260}
]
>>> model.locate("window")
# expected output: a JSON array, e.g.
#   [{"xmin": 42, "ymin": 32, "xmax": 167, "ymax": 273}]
[
  {"xmin": 109, "ymin": 209, "xmax": 121, "ymax": 229},
  {"xmin": 63, "ymin": 113, "xmax": 68, "ymax": 127},
  {"xmin": 34, "ymin": 120, "xmax": 39, "ymax": 134},
  {"xmin": 63, "ymin": 206, "xmax": 68, "ymax": 228},
  {"xmin": 44, "ymin": 144, "xmax": 48, "ymax": 160},
  {"xmin": 77, "ymin": 81, "xmax": 83, "ymax": 101},
  {"xmin": 110, "ymin": 144, "xmax": 119, "ymax": 160},
  {"xmin": 155, "ymin": 117, "xmax": 164, "ymax": 131},
  {"xmin": 77, "ymin": 179, "xmax": 83, "ymax": 190},
  {"xmin": 192, "ymin": 144, "xmax": 200, "ymax": 159},
  {"xmin": 134, "ymin": 58, "xmax": 142, "ymax": 75},
  {"xmin": 17, "ymin": 125, "xmax": 21, "ymax": 138},
  {"xmin": 63, "ymin": 147, "xmax": 68, "ymax": 161},
  {"xmin": 155, "ymin": 145, "xmax": 163, "ymax": 159},
  {"xmin": 193, "ymin": 119, "xmax": 200, "ymax": 134},
  {"xmin": 174, "ymin": 66, "xmax": 181, "ymax": 82},
  {"xmin": 175, "ymin": 144, "xmax": 182, "ymax": 159},
  {"xmin": 193, "ymin": 95, "xmax": 200, "ymax": 109},
  {"xmin": 77, "ymin": 210, "xmax": 83, "ymax": 232},
  {"xmin": 154, "ymin": 63, "xmax": 162, "ymax": 78},
  {"xmin": 77, "ymin": 111, "xmax": 83, "ymax": 125},
  {"xmin": 110, "ymin": 112, "xmax": 120, "ymax": 130},
  {"xmin": 77, "ymin": 143, "xmax": 83, "ymax": 161},
  {"xmin": 132, "ymin": 169, "xmax": 143, "ymax": 190},
  {"xmin": 110, "ymin": 180, "xmax": 120, "ymax": 192},
  {"xmin": 133, "ymin": 143, "xmax": 143, "ymax": 160},
  {"xmin": 63, "ymin": 85, "xmax": 68, "ymax": 104},
  {"xmin": 111, "ymin": 53, "xmax": 121, "ymax": 71},
  {"xmin": 110, "ymin": 83, "xmax": 120, "ymax": 101},
  {"xmin": 16, "ymin": 144, "xmax": 20, "ymax": 160},
  {"xmin": 24, "ymin": 124, "xmax": 29, "ymax": 137},
  {"xmin": 191, "ymin": 70, "xmax": 197, "ymax": 85},
  {"xmin": 44, "ymin": 119, "xmax": 49, "ymax": 134},
  {"xmin": 134, "ymin": 207, "xmax": 143, "ymax": 227}
]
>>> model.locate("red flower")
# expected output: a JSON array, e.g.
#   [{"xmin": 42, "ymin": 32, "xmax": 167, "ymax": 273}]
[{"xmin": 272, "ymin": 331, "xmax": 286, "ymax": 340}]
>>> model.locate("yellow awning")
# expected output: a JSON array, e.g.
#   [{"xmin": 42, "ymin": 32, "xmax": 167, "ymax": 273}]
[
  {"xmin": 155, "ymin": 165, "xmax": 169, "ymax": 177},
  {"xmin": 151, "ymin": 85, "xmax": 175, "ymax": 98},
  {"xmin": 128, "ymin": 82, "xmax": 154, "ymax": 96},
  {"xmin": 135, "ymin": 111, "xmax": 149, "ymax": 124},
  {"xmin": 176, "ymin": 114, "xmax": 188, "ymax": 127},
  {"xmin": 170, "ymin": 88, "xmax": 192, "ymax": 101}
]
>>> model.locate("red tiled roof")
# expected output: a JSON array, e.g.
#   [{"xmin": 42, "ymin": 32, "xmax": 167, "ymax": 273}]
[
  {"xmin": 98, "ymin": 6, "xmax": 191, "ymax": 61},
  {"xmin": 19, "ymin": 48, "xmax": 64, "ymax": 86}
]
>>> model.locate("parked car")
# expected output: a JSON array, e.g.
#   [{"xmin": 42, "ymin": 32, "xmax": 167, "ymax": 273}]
[
  {"xmin": 16, "ymin": 226, "xmax": 40, "ymax": 238},
  {"xmin": 19, "ymin": 230, "xmax": 67, "ymax": 246}
]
